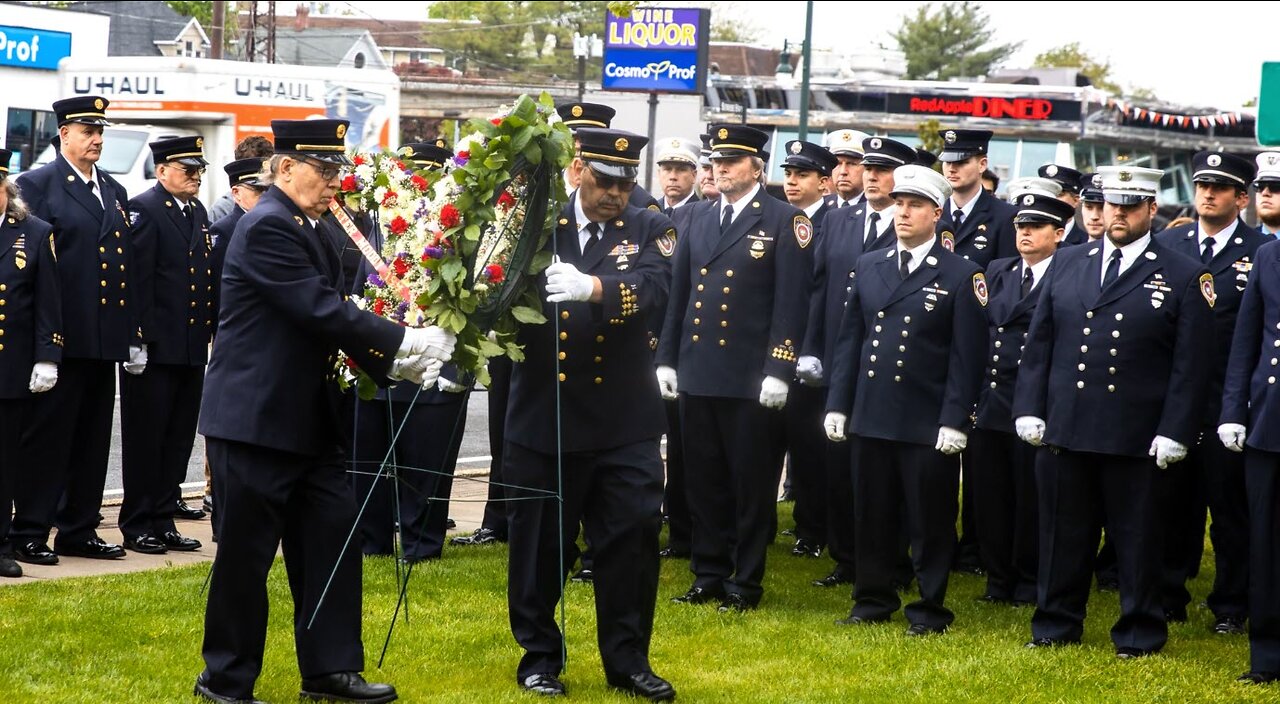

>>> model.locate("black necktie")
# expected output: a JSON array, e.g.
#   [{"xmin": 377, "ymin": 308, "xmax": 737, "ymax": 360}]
[
  {"xmin": 953, "ymin": 208, "xmax": 964, "ymax": 230},
  {"xmin": 1021, "ymin": 266, "xmax": 1034, "ymax": 297},
  {"xmin": 839, "ymin": 200, "xmax": 849, "ymax": 209},
  {"xmin": 899, "ymin": 250, "xmax": 912, "ymax": 280},
  {"xmin": 181, "ymin": 204, "xmax": 192, "ymax": 221},
  {"xmin": 1102, "ymin": 249, "xmax": 1122, "ymax": 289},
  {"xmin": 664, "ymin": 205, "xmax": 674, "ymax": 217},
  {"xmin": 1201, "ymin": 237, "xmax": 1215, "ymax": 265},
  {"xmin": 720, "ymin": 204, "xmax": 734, "ymax": 234},
  {"xmin": 865, "ymin": 212, "xmax": 881, "ymax": 248},
  {"xmin": 582, "ymin": 222, "xmax": 600, "ymax": 257}
]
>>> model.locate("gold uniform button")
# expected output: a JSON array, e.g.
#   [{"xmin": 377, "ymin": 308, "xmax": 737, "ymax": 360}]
[
  {"xmin": 99, "ymin": 246, "xmax": 106, "ymax": 253},
  {"xmin": 559, "ymin": 332, "xmax": 568, "ymax": 340},
  {"xmin": 190, "ymin": 267, "xmax": 196, "ymax": 274},
  {"xmin": 1111, "ymin": 330, "xmax": 1121, "ymax": 339},
  {"xmin": 1086, "ymin": 311, "xmax": 1094, "ymax": 319},
  {"xmin": 720, "ymin": 304, "xmax": 728, "ymax": 312},
  {"xmin": 694, "ymin": 301, "xmax": 702, "ymax": 309},
  {"xmin": 101, "ymin": 298, "xmax": 107, "ymax": 305},
  {"xmin": 594, "ymin": 356, "xmax": 602, "ymax": 363},
  {"xmin": 1076, "ymin": 381, "xmax": 1085, "ymax": 389},
  {"xmin": 718, "ymin": 339, "xmax": 726, "ymax": 346},
  {"xmin": 720, "ymin": 321, "xmax": 728, "ymax": 328},
  {"xmin": 723, "ymin": 287, "xmax": 730, "ymax": 294},
  {"xmin": 594, "ymin": 377, "xmax": 602, "ymax": 384},
  {"xmin": 558, "ymin": 373, "xmax": 566, "ymax": 382},
  {"xmin": 0, "ymin": 343, "xmax": 4, "ymax": 351},
  {"xmin": 100, "ymin": 280, "xmax": 107, "ymax": 287},
  {"xmin": 190, "ymin": 285, "xmax": 196, "ymax": 292},
  {"xmin": 101, "ymin": 263, "xmax": 108, "ymax": 270},
  {"xmin": 692, "ymin": 334, "xmax": 700, "ymax": 342},
  {"xmin": 994, "ymin": 341, "xmax": 1002, "ymax": 348},
  {"xmin": 699, "ymin": 268, "xmax": 707, "ymax": 276},
  {"xmin": 867, "ymin": 370, "xmax": 875, "ymax": 378},
  {"xmin": 596, "ymin": 335, "xmax": 604, "ymax": 343},
  {"xmin": 1077, "ymin": 363, "xmax": 1085, "ymax": 371},
  {"xmin": 1271, "ymin": 376, "xmax": 1277, "ymax": 385},
  {"xmin": 116, "ymin": 247, "xmax": 123, "ymax": 254},
  {"xmin": 696, "ymin": 284, "xmax": 705, "ymax": 292},
  {"xmin": 119, "ymin": 299, "xmax": 125, "ymax": 306},
  {"xmin": 120, "ymin": 283, "xmax": 126, "ymax": 289},
  {"xmin": 990, "ymin": 382, "xmax": 997, "ymax": 389},
  {"xmin": 1108, "ymin": 385, "xmax": 1116, "ymax": 392},
  {"xmin": 726, "ymin": 270, "xmax": 734, "ymax": 277},
  {"xmin": 1115, "ymin": 313, "xmax": 1124, "ymax": 321},
  {"xmin": 558, "ymin": 352, "xmax": 566, "ymax": 360},
  {"xmin": 561, "ymin": 311, "xmax": 569, "ymax": 319},
  {"xmin": 191, "ymin": 302, "xmax": 196, "ymax": 308},
  {"xmin": 1083, "ymin": 327, "xmax": 1091, "ymax": 335},
  {"xmin": 693, "ymin": 318, "xmax": 700, "ymax": 325}
]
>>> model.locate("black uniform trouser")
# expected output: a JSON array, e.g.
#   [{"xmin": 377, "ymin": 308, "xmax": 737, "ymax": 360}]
[
  {"xmin": 12, "ymin": 358, "xmax": 115, "ymax": 545},
  {"xmin": 1246, "ymin": 449, "xmax": 1280, "ymax": 673},
  {"xmin": 349, "ymin": 395, "xmax": 468, "ymax": 560},
  {"xmin": 969, "ymin": 428, "xmax": 1039, "ymax": 603},
  {"xmin": 662, "ymin": 399, "xmax": 691, "ymax": 552},
  {"xmin": 0, "ymin": 398, "xmax": 32, "ymax": 555},
  {"xmin": 504, "ymin": 439, "xmax": 663, "ymax": 681},
  {"xmin": 1032, "ymin": 449, "xmax": 1166, "ymax": 652},
  {"xmin": 481, "ymin": 357, "xmax": 511, "ymax": 536},
  {"xmin": 1161, "ymin": 439, "xmax": 1249, "ymax": 619},
  {"xmin": 955, "ymin": 449, "xmax": 981, "ymax": 569},
  {"xmin": 681, "ymin": 394, "xmax": 783, "ymax": 604},
  {"xmin": 825, "ymin": 436, "xmax": 855, "ymax": 578},
  {"xmin": 119, "ymin": 364, "xmax": 204, "ymax": 539},
  {"xmin": 786, "ymin": 382, "xmax": 827, "ymax": 544},
  {"xmin": 201, "ymin": 439, "xmax": 363, "ymax": 698},
  {"xmin": 851, "ymin": 437, "xmax": 959, "ymax": 629}
]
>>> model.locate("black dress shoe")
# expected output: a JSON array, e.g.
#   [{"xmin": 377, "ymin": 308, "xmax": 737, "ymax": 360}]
[
  {"xmin": 14, "ymin": 541, "xmax": 58, "ymax": 566},
  {"xmin": 570, "ymin": 568, "xmax": 594, "ymax": 583},
  {"xmin": 54, "ymin": 536, "xmax": 125, "ymax": 559},
  {"xmin": 446, "ymin": 517, "xmax": 456, "ymax": 529},
  {"xmin": 790, "ymin": 538, "xmax": 823, "ymax": 558},
  {"xmin": 1164, "ymin": 606, "xmax": 1188, "ymax": 623},
  {"xmin": 300, "ymin": 672, "xmax": 397, "ymax": 703},
  {"xmin": 203, "ymin": 495, "xmax": 214, "ymax": 514},
  {"xmin": 1213, "ymin": 616, "xmax": 1247, "ymax": 635},
  {"xmin": 906, "ymin": 623, "xmax": 947, "ymax": 636},
  {"xmin": 448, "ymin": 527, "xmax": 506, "ymax": 546},
  {"xmin": 835, "ymin": 614, "xmax": 890, "ymax": 626},
  {"xmin": 123, "ymin": 534, "xmax": 168, "ymax": 555},
  {"xmin": 606, "ymin": 672, "xmax": 676, "ymax": 702},
  {"xmin": 193, "ymin": 671, "xmax": 266, "ymax": 704},
  {"xmin": 717, "ymin": 593, "xmax": 755, "ymax": 613},
  {"xmin": 161, "ymin": 531, "xmax": 202, "ymax": 551},
  {"xmin": 658, "ymin": 545, "xmax": 690, "ymax": 559},
  {"xmin": 1115, "ymin": 646, "xmax": 1158, "ymax": 659},
  {"xmin": 175, "ymin": 499, "xmax": 208, "ymax": 520},
  {"xmin": 519, "ymin": 673, "xmax": 565, "ymax": 697},
  {"xmin": 1238, "ymin": 670, "xmax": 1280, "ymax": 684},
  {"xmin": 812, "ymin": 570, "xmax": 853, "ymax": 588},
  {"xmin": 671, "ymin": 585, "xmax": 724, "ymax": 605},
  {"xmin": 0, "ymin": 556, "xmax": 22, "ymax": 578},
  {"xmin": 1024, "ymin": 637, "xmax": 1079, "ymax": 649}
]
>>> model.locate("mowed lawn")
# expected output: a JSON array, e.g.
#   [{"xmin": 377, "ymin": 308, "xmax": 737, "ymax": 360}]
[{"xmin": 0, "ymin": 506, "xmax": 1270, "ymax": 704}]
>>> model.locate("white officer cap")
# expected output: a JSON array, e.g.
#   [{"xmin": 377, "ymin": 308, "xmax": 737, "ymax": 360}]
[
  {"xmin": 1256, "ymin": 151, "xmax": 1280, "ymax": 184},
  {"xmin": 824, "ymin": 129, "xmax": 870, "ymax": 158},
  {"xmin": 1097, "ymin": 165, "xmax": 1163, "ymax": 205},
  {"xmin": 1006, "ymin": 177, "xmax": 1062, "ymax": 200},
  {"xmin": 890, "ymin": 164, "xmax": 953, "ymax": 207},
  {"xmin": 655, "ymin": 137, "xmax": 700, "ymax": 167}
]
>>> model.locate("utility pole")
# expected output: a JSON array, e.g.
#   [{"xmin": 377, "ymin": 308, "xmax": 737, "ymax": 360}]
[
  {"xmin": 798, "ymin": 1, "xmax": 813, "ymax": 141},
  {"xmin": 247, "ymin": 1, "xmax": 258, "ymax": 61},
  {"xmin": 572, "ymin": 32, "xmax": 602, "ymax": 102},
  {"xmin": 267, "ymin": 0, "xmax": 277, "ymax": 64},
  {"xmin": 210, "ymin": 0, "xmax": 225, "ymax": 59}
]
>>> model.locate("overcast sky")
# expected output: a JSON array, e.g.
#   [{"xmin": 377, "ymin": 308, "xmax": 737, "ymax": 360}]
[{"xmin": 340, "ymin": 1, "xmax": 1273, "ymax": 110}]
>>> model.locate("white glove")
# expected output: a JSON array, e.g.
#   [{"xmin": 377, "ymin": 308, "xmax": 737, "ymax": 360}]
[
  {"xmin": 545, "ymin": 261, "xmax": 596, "ymax": 303},
  {"xmin": 437, "ymin": 375, "xmax": 467, "ymax": 393},
  {"xmin": 1218, "ymin": 423, "xmax": 1246, "ymax": 453},
  {"xmin": 1148, "ymin": 435, "xmax": 1188, "ymax": 469},
  {"xmin": 391, "ymin": 355, "xmax": 444, "ymax": 388},
  {"xmin": 759, "ymin": 375, "xmax": 789, "ymax": 409},
  {"xmin": 796, "ymin": 355, "xmax": 824, "ymax": 385},
  {"xmin": 123, "ymin": 344, "xmax": 148, "ymax": 375},
  {"xmin": 1015, "ymin": 415, "xmax": 1045, "ymax": 446},
  {"xmin": 28, "ymin": 362, "xmax": 58, "ymax": 393},
  {"xmin": 656, "ymin": 365, "xmax": 678, "ymax": 401},
  {"xmin": 398, "ymin": 325, "xmax": 456, "ymax": 362},
  {"xmin": 935, "ymin": 426, "xmax": 968, "ymax": 455},
  {"xmin": 824, "ymin": 412, "xmax": 847, "ymax": 442}
]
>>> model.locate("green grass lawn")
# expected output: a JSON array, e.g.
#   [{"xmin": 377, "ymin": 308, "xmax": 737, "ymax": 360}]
[{"xmin": 0, "ymin": 506, "xmax": 1270, "ymax": 703}]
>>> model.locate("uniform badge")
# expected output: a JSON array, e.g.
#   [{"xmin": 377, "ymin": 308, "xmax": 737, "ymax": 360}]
[
  {"xmin": 789, "ymin": 141, "xmax": 803, "ymax": 154},
  {"xmin": 1151, "ymin": 290, "xmax": 1165, "ymax": 309},
  {"xmin": 940, "ymin": 231, "xmax": 955, "ymax": 251},
  {"xmin": 944, "ymin": 130, "xmax": 957, "ymax": 144},
  {"xmin": 656, "ymin": 229, "xmax": 676, "ymax": 257},
  {"xmin": 13, "ymin": 233, "xmax": 24, "ymax": 250},
  {"xmin": 793, "ymin": 215, "xmax": 813, "ymax": 249},
  {"xmin": 559, "ymin": 217, "xmax": 569, "ymax": 225},
  {"xmin": 870, "ymin": 138, "xmax": 882, "ymax": 150},
  {"xmin": 615, "ymin": 137, "xmax": 630, "ymax": 152},
  {"xmin": 1022, "ymin": 194, "xmax": 1034, "ymax": 206},
  {"xmin": 1046, "ymin": 165, "xmax": 1059, "ymax": 177},
  {"xmin": 128, "ymin": 210, "xmax": 141, "ymax": 226},
  {"xmin": 977, "ymin": 224, "xmax": 987, "ymax": 232},
  {"xmin": 336, "ymin": 124, "xmax": 348, "ymax": 139},
  {"xmin": 294, "ymin": 216, "xmax": 305, "ymax": 226},
  {"xmin": 972, "ymin": 273, "xmax": 988, "ymax": 307},
  {"xmin": 974, "ymin": 234, "xmax": 988, "ymax": 250},
  {"xmin": 647, "ymin": 203, "xmax": 660, "ymax": 211},
  {"xmin": 15, "ymin": 251, "xmax": 26, "ymax": 270},
  {"xmin": 1200, "ymin": 272, "xmax": 1217, "ymax": 308},
  {"xmin": 750, "ymin": 240, "xmax": 766, "ymax": 259},
  {"xmin": 1207, "ymin": 154, "xmax": 1222, "ymax": 167}
]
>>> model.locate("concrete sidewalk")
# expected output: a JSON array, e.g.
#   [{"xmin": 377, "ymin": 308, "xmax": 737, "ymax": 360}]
[{"xmin": 2, "ymin": 470, "xmax": 494, "ymax": 585}]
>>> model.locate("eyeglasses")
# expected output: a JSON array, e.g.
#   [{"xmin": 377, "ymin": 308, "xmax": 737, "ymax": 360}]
[
  {"xmin": 180, "ymin": 165, "xmax": 207, "ymax": 177},
  {"xmin": 1255, "ymin": 182, "xmax": 1280, "ymax": 194},
  {"xmin": 300, "ymin": 159, "xmax": 345, "ymax": 181},
  {"xmin": 585, "ymin": 167, "xmax": 636, "ymax": 193}
]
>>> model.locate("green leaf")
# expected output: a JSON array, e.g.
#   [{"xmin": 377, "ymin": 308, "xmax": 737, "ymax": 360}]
[
  {"xmin": 441, "ymin": 258, "xmax": 465, "ymax": 283},
  {"xmin": 529, "ymin": 250, "xmax": 554, "ymax": 274},
  {"xmin": 478, "ymin": 338, "xmax": 505, "ymax": 356},
  {"xmin": 504, "ymin": 341, "xmax": 526, "ymax": 362},
  {"xmin": 511, "ymin": 305, "xmax": 547, "ymax": 325},
  {"xmin": 356, "ymin": 375, "xmax": 378, "ymax": 401}
]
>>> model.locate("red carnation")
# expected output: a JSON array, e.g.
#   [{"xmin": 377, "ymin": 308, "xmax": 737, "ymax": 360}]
[
  {"xmin": 340, "ymin": 174, "xmax": 357, "ymax": 191},
  {"xmin": 381, "ymin": 190, "xmax": 397, "ymax": 207},
  {"xmin": 440, "ymin": 203, "xmax": 461, "ymax": 228},
  {"xmin": 491, "ymin": 118, "xmax": 503, "ymax": 126},
  {"xmin": 392, "ymin": 257, "xmax": 409, "ymax": 277},
  {"xmin": 344, "ymin": 356, "xmax": 359, "ymax": 369},
  {"xmin": 457, "ymin": 151, "xmax": 469, "ymax": 160},
  {"xmin": 497, "ymin": 191, "xmax": 516, "ymax": 211},
  {"xmin": 411, "ymin": 174, "xmax": 430, "ymax": 191},
  {"xmin": 485, "ymin": 264, "xmax": 505, "ymax": 283},
  {"xmin": 352, "ymin": 154, "xmax": 365, "ymax": 166},
  {"xmin": 372, "ymin": 299, "xmax": 386, "ymax": 316},
  {"xmin": 389, "ymin": 216, "xmax": 409, "ymax": 235}
]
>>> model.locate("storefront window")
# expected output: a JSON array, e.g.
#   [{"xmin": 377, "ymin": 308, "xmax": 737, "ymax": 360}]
[{"xmin": 5, "ymin": 108, "xmax": 56, "ymax": 174}]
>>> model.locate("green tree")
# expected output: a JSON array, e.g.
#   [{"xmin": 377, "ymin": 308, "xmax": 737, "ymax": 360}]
[
  {"xmin": 165, "ymin": 1, "xmax": 214, "ymax": 26},
  {"xmin": 1033, "ymin": 42, "xmax": 1121, "ymax": 94},
  {"xmin": 426, "ymin": 2, "xmax": 611, "ymax": 80},
  {"xmin": 708, "ymin": 2, "xmax": 761, "ymax": 42},
  {"xmin": 916, "ymin": 118, "xmax": 943, "ymax": 161},
  {"xmin": 892, "ymin": 1, "xmax": 1020, "ymax": 81}
]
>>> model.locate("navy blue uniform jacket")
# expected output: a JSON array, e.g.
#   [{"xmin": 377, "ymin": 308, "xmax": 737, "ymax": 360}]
[
  {"xmin": 656, "ymin": 188, "xmax": 814, "ymax": 399},
  {"xmin": 199, "ymin": 187, "xmax": 404, "ymax": 456},
  {"xmin": 16, "ymin": 157, "xmax": 137, "ymax": 360},
  {"xmin": 0, "ymin": 213, "xmax": 62, "ymax": 398},
  {"xmin": 1221, "ymin": 239, "xmax": 1280, "ymax": 452},
  {"xmin": 1012, "ymin": 238, "xmax": 1215, "ymax": 457},
  {"xmin": 975, "ymin": 255, "xmax": 1048, "ymax": 433},
  {"xmin": 506, "ymin": 197, "xmax": 674, "ymax": 454},
  {"xmin": 936, "ymin": 189, "xmax": 1018, "ymax": 268},
  {"xmin": 127, "ymin": 183, "xmax": 214, "ymax": 366},
  {"xmin": 826, "ymin": 244, "xmax": 988, "ymax": 446}
]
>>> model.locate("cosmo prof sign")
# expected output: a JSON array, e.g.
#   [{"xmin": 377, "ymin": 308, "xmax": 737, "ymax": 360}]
[
  {"xmin": 0, "ymin": 25, "xmax": 71, "ymax": 71},
  {"xmin": 601, "ymin": 7, "xmax": 709, "ymax": 94}
]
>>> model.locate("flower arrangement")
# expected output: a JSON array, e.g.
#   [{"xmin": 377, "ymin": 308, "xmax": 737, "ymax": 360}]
[{"xmin": 335, "ymin": 93, "xmax": 574, "ymax": 396}]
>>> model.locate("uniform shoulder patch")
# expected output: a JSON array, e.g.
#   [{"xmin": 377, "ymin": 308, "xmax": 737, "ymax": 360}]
[
  {"xmin": 940, "ymin": 230, "xmax": 955, "ymax": 252},
  {"xmin": 647, "ymin": 203, "xmax": 661, "ymax": 211},
  {"xmin": 793, "ymin": 215, "xmax": 813, "ymax": 249},
  {"xmin": 972, "ymin": 272, "xmax": 989, "ymax": 307},
  {"xmin": 656, "ymin": 228, "xmax": 676, "ymax": 257},
  {"xmin": 128, "ymin": 210, "xmax": 142, "ymax": 226},
  {"xmin": 1200, "ymin": 271, "xmax": 1216, "ymax": 308}
]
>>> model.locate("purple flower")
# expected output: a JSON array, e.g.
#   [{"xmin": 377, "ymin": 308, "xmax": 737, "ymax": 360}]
[
  {"xmin": 453, "ymin": 154, "xmax": 469, "ymax": 167},
  {"xmin": 423, "ymin": 246, "xmax": 444, "ymax": 259},
  {"xmin": 367, "ymin": 272, "xmax": 385, "ymax": 287}
]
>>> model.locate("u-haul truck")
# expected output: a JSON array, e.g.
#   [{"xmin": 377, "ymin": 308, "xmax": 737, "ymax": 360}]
[{"xmin": 43, "ymin": 56, "xmax": 400, "ymax": 204}]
